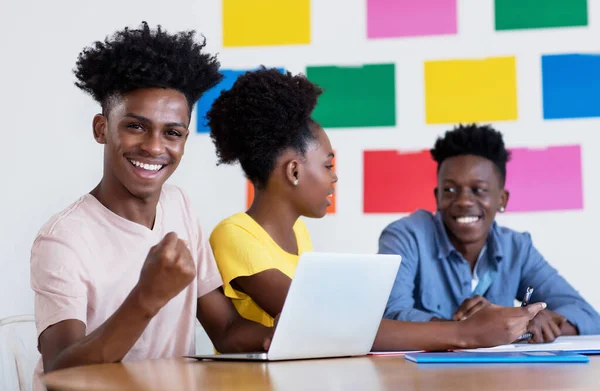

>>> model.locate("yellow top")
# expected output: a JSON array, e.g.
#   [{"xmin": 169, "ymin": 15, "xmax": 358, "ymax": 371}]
[{"xmin": 209, "ymin": 212, "xmax": 313, "ymax": 327}]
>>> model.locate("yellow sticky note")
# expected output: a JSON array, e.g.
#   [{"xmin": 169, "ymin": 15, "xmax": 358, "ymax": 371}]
[
  {"xmin": 223, "ymin": 0, "xmax": 310, "ymax": 47},
  {"xmin": 424, "ymin": 56, "xmax": 518, "ymax": 124}
]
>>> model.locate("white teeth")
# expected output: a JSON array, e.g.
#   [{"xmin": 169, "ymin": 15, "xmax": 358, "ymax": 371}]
[
  {"xmin": 456, "ymin": 216, "xmax": 479, "ymax": 224},
  {"xmin": 129, "ymin": 159, "xmax": 163, "ymax": 171}
]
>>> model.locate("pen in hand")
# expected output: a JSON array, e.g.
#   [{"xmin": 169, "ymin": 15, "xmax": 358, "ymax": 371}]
[{"xmin": 515, "ymin": 286, "xmax": 534, "ymax": 342}]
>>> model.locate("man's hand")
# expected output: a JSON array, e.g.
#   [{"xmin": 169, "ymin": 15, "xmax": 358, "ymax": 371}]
[
  {"xmin": 453, "ymin": 295, "xmax": 491, "ymax": 321},
  {"xmin": 458, "ymin": 302, "xmax": 546, "ymax": 348},
  {"xmin": 135, "ymin": 232, "xmax": 196, "ymax": 316},
  {"xmin": 526, "ymin": 310, "xmax": 566, "ymax": 343}
]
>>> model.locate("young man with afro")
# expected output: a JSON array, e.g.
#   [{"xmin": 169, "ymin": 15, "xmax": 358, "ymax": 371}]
[
  {"xmin": 380, "ymin": 124, "xmax": 600, "ymax": 342},
  {"xmin": 30, "ymin": 22, "xmax": 273, "ymax": 389}
]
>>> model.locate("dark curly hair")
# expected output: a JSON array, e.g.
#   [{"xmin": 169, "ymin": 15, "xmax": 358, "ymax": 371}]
[
  {"xmin": 207, "ymin": 67, "xmax": 323, "ymax": 188},
  {"xmin": 430, "ymin": 123, "xmax": 511, "ymax": 185},
  {"xmin": 73, "ymin": 21, "xmax": 222, "ymax": 115}
]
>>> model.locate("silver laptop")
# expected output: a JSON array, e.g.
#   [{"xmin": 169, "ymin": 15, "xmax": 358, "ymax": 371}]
[{"xmin": 190, "ymin": 251, "xmax": 401, "ymax": 361}]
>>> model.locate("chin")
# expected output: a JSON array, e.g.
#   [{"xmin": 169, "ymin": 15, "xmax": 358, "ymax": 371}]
[
  {"xmin": 314, "ymin": 208, "xmax": 329, "ymax": 219},
  {"xmin": 302, "ymin": 208, "xmax": 327, "ymax": 219},
  {"xmin": 125, "ymin": 183, "xmax": 162, "ymax": 200}
]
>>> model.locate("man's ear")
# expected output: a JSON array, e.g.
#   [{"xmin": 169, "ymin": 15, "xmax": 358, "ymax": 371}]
[
  {"xmin": 285, "ymin": 160, "xmax": 300, "ymax": 186},
  {"xmin": 92, "ymin": 114, "xmax": 107, "ymax": 144},
  {"xmin": 500, "ymin": 189, "xmax": 510, "ymax": 211},
  {"xmin": 433, "ymin": 187, "xmax": 440, "ymax": 210}
]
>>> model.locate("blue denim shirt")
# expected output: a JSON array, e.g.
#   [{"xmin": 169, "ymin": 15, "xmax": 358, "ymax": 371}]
[{"xmin": 378, "ymin": 210, "xmax": 600, "ymax": 335}]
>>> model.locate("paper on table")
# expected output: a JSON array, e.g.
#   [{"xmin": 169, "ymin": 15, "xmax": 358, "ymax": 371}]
[
  {"xmin": 458, "ymin": 335, "xmax": 600, "ymax": 353},
  {"xmin": 368, "ymin": 350, "xmax": 424, "ymax": 356}
]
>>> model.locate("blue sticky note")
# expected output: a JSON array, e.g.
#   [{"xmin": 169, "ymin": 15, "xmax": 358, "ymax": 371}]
[
  {"xmin": 542, "ymin": 54, "xmax": 600, "ymax": 120},
  {"xmin": 195, "ymin": 68, "xmax": 285, "ymax": 133}
]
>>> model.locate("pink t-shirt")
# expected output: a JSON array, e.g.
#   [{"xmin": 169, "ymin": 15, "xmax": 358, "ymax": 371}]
[{"xmin": 30, "ymin": 184, "xmax": 222, "ymax": 390}]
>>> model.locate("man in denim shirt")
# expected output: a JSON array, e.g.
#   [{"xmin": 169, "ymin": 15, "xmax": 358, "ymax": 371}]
[{"xmin": 379, "ymin": 124, "xmax": 600, "ymax": 342}]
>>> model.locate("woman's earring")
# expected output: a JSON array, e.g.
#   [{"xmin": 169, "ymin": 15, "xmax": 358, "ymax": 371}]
[
  {"xmin": 499, "ymin": 206, "xmax": 505, "ymax": 213},
  {"xmin": 293, "ymin": 179, "xmax": 299, "ymax": 186}
]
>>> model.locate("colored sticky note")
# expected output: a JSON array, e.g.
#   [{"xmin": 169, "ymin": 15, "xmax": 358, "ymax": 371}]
[
  {"xmin": 506, "ymin": 146, "xmax": 583, "ymax": 212},
  {"xmin": 542, "ymin": 54, "xmax": 600, "ymax": 119},
  {"xmin": 246, "ymin": 155, "xmax": 336, "ymax": 214},
  {"xmin": 495, "ymin": 0, "xmax": 588, "ymax": 31},
  {"xmin": 246, "ymin": 180, "xmax": 254, "ymax": 210},
  {"xmin": 425, "ymin": 56, "xmax": 517, "ymax": 124},
  {"xmin": 307, "ymin": 64, "xmax": 396, "ymax": 128},
  {"xmin": 222, "ymin": 0, "xmax": 310, "ymax": 47},
  {"xmin": 363, "ymin": 150, "xmax": 437, "ymax": 213},
  {"xmin": 367, "ymin": 0, "xmax": 457, "ymax": 39},
  {"xmin": 196, "ymin": 68, "xmax": 284, "ymax": 133}
]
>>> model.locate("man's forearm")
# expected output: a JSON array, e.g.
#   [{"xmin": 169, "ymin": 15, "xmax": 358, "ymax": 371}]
[
  {"xmin": 371, "ymin": 319, "xmax": 467, "ymax": 352},
  {"xmin": 47, "ymin": 287, "xmax": 155, "ymax": 372},
  {"xmin": 385, "ymin": 306, "xmax": 439, "ymax": 322}
]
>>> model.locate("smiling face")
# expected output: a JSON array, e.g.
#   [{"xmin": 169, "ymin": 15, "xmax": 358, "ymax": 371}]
[
  {"xmin": 290, "ymin": 125, "xmax": 338, "ymax": 218},
  {"xmin": 435, "ymin": 154, "xmax": 509, "ymax": 249},
  {"xmin": 93, "ymin": 88, "xmax": 190, "ymax": 200}
]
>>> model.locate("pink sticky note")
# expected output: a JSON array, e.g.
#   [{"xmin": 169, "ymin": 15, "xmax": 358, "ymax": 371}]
[
  {"xmin": 367, "ymin": 0, "xmax": 457, "ymax": 39},
  {"xmin": 506, "ymin": 145, "xmax": 583, "ymax": 212}
]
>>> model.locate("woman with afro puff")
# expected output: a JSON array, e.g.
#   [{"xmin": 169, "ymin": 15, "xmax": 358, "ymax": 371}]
[
  {"xmin": 207, "ymin": 68, "xmax": 546, "ymax": 353},
  {"xmin": 30, "ymin": 22, "xmax": 274, "ymax": 389}
]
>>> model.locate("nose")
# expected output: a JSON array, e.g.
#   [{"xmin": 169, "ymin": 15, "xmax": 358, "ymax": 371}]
[
  {"xmin": 455, "ymin": 187, "xmax": 474, "ymax": 207},
  {"xmin": 332, "ymin": 172, "xmax": 339, "ymax": 183},
  {"xmin": 139, "ymin": 131, "xmax": 165, "ymax": 156}
]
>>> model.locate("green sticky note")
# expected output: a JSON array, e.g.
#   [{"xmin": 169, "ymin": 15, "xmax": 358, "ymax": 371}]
[
  {"xmin": 306, "ymin": 64, "xmax": 396, "ymax": 128},
  {"xmin": 495, "ymin": 0, "xmax": 588, "ymax": 30}
]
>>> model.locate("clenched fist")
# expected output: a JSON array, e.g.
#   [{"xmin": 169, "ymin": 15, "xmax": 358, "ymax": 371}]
[{"xmin": 135, "ymin": 232, "xmax": 196, "ymax": 316}]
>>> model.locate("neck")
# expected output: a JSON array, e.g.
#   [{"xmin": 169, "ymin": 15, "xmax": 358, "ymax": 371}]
[
  {"xmin": 246, "ymin": 189, "xmax": 300, "ymax": 253},
  {"xmin": 90, "ymin": 175, "xmax": 159, "ymax": 230},
  {"xmin": 447, "ymin": 234, "xmax": 486, "ymax": 270}
]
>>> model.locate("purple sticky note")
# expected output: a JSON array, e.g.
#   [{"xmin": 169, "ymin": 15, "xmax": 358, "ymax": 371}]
[
  {"xmin": 506, "ymin": 146, "xmax": 583, "ymax": 212},
  {"xmin": 367, "ymin": 0, "xmax": 457, "ymax": 39}
]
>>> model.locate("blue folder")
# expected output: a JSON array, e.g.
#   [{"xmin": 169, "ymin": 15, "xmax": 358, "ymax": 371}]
[{"xmin": 405, "ymin": 351, "xmax": 589, "ymax": 364}]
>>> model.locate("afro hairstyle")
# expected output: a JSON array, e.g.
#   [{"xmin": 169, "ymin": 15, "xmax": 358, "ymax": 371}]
[
  {"xmin": 430, "ymin": 123, "xmax": 511, "ymax": 185},
  {"xmin": 206, "ymin": 67, "xmax": 323, "ymax": 188},
  {"xmin": 73, "ymin": 21, "xmax": 222, "ymax": 115}
]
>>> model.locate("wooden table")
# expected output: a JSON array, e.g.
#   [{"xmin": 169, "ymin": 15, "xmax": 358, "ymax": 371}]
[{"xmin": 43, "ymin": 355, "xmax": 600, "ymax": 391}]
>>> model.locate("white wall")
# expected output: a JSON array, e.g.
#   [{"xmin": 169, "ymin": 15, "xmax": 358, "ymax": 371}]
[{"xmin": 2, "ymin": 0, "xmax": 600, "ymax": 320}]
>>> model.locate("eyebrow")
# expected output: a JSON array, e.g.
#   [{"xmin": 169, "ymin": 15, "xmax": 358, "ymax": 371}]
[
  {"xmin": 123, "ymin": 113, "xmax": 188, "ymax": 129},
  {"xmin": 442, "ymin": 179, "xmax": 489, "ymax": 185}
]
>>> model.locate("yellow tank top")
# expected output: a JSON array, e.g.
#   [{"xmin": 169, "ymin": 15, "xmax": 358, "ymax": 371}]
[{"xmin": 209, "ymin": 212, "xmax": 313, "ymax": 327}]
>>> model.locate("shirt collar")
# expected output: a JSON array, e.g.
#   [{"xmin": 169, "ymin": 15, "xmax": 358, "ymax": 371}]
[{"xmin": 433, "ymin": 211, "xmax": 504, "ymax": 262}]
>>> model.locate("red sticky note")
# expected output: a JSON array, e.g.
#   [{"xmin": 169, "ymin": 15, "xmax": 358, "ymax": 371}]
[
  {"xmin": 363, "ymin": 150, "xmax": 437, "ymax": 213},
  {"xmin": 246, "ymin": 155, "xmax": 337, "ymax": 214},
  {"xmin": 506, "ymin": 146, "xmax": 583, "ymax": 212}
]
